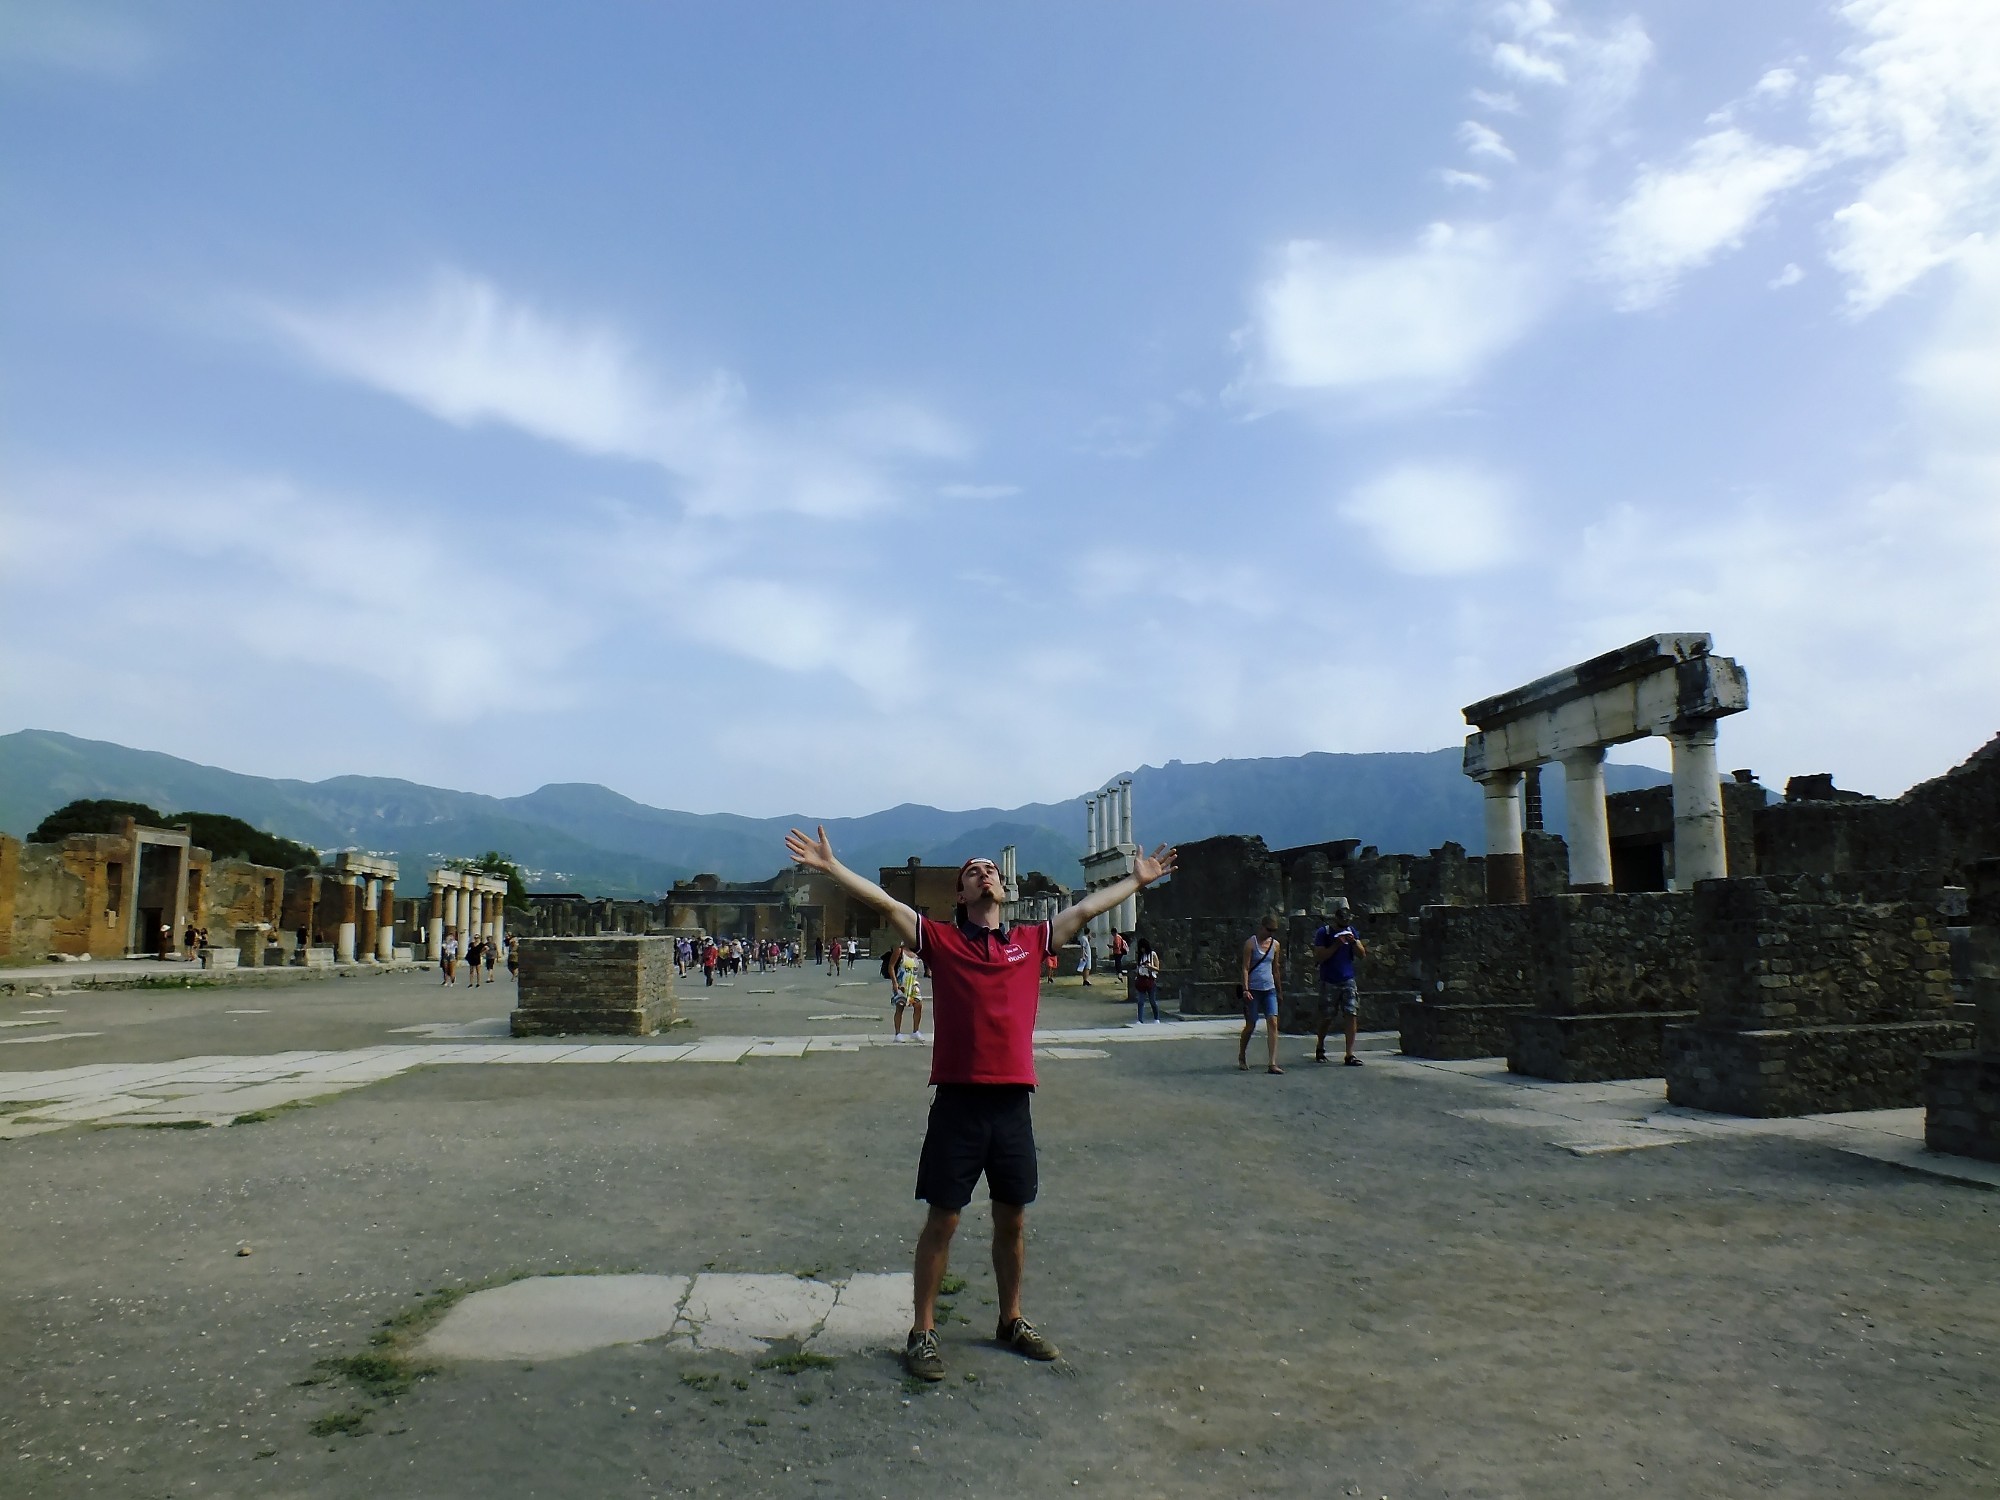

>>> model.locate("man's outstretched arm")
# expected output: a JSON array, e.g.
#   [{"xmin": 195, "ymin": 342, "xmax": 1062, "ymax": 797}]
[
  {"xmin": 1050, "ymin": 845, "xmax": 1178, "ymax": 949},
  {"xmin": 784, "ymin": 826, "xmax": 920, "ymax": 948}
]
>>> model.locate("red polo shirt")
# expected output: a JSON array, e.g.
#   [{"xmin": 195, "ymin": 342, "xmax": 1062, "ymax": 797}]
[{"xmin": 916, "ymin": 913, "xmax": 1049, "ymax": 1086}]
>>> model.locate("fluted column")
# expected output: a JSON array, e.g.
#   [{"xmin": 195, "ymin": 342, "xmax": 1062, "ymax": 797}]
[
  {"xmin": 1085, "ymin": 797, "xmax": 1098, "ymax": 856},
  {"xmin": 357, "ymin": 877, "xmax": 380, "ymax": 962},
  {"xmin": 1118, "ymin": 778, "xmax": 1133, "ymax": 846}
]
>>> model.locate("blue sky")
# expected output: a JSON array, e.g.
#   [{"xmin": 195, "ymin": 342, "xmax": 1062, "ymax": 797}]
[{"xmin": 4, "ymin": 1, "xmax": 1997, "ymax": 817}]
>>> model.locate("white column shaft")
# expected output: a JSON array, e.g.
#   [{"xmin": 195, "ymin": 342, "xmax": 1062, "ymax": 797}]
[
  {"xmin": 1671, "ymin": 726, "xmax": 1727, "ymax": 886},
  {"xmin": 1482, "ymin": 773, "xmax": 1525, "ymax": 859},
  {"xmin": 1118, "ymin": 781, "xmax": 1133, "ymax": 846},
  {"xmin": 1560, "ymin": 749, "xmax": 1613, "ymax": 889}
]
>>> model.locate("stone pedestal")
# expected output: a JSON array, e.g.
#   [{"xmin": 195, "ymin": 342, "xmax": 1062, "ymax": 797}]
[
  {"xmin": 295, "ymin": 945, "xmax": 336, "ymax": 969},
  {"xmin": 1506, "ymin": 891, "xmax": 1700, "ymax": 1082},
  {"xmin": 512, "ymin": 936, "xmax": 679, "ymax": 1037},
  {"xmin": 1923, "ymin": 857, "xmax": 2000, "ymax": 1160},
  {"xmin": 198, "ymin": 947, "xmax": 239, "ymax": 970},
  {"xmin": 1401, "ymin": 904, "xmax": 1534, "ymax": 1058},
  {"xmin": 1665, "ymin": 876, "xmax": 1973, "ymax": 1116}
]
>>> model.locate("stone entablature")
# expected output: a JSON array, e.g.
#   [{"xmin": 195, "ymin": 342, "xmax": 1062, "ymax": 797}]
[{"xmin": 1463, "ymin": 633, "xmax": 1749, "ymax": 904}]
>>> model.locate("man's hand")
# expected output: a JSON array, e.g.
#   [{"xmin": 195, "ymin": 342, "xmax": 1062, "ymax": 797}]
[
  {"xmin": 1133, "ymin": 844, "xmax": 1178, "ymax": 887},
  {"xmin": 785, "ymin": 825, "xmax": 837, "ymax": 874}
]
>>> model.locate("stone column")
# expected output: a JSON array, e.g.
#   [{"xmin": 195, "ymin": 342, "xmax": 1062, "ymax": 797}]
[
  {"xmin": 357, "ymin": 877, "xmax": 380, "ymax": 961},
  {"xmin": 1481, "ymin": 770, "xmax": 1527, "ymax": 905},
  {"xmin": 169, "ymin": 843, "xmax": 191, "ymax": 953},
  {"xmin": 490, "ymin": 888, "xmax": 505, "ymax": 949},
  {"xmin": 377, "ymin": 881, "xmax": 396, "ymax": 961},
  {"xmin": 1671, "ymin": 724, "xmax": 1727, "ymax": 886},
  {"xmin": 427, "ymin": 883, "xmax": 444, "ymax": 960},
  {"xmin": 1085, "ymin": 797, "xmax": 1098, "ymax": 856},
  {"xmin": 335, "ymin": 877, "xmax": 358, "ymax": 962},
  {"xmin": 1560, "ymin": 748, "xmax": 1613, "ymax": 891},
  {"xmin": 1118, "ymin": 778, "xmax": 1133, "ymax": 847}
]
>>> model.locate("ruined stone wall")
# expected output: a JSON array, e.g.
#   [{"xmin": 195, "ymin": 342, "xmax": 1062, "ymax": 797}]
[
  {"xmin": 1756, "ymin": 733, "xmax": 2000, "ymax": 880},
  {"xmin": 1528, "ymin": 892, "xmax": 1698, "ymax": 1015},
  {"xmin": 12, "ymin": 842, "xmax": 93, "ymax": 958},
  {"xmin": 1400, "ymin": 904, "xmax": 1536, "ymax": 1059},
  {"xmin": 0, "ymin": 834, "xmax": 16, "ymax": 959},
  {"xmin": 1664, "ymin": 875, "xmax": 1972, "ymax": 1115},
  {"xmin": 206, "ymin": 859, "xmax": 284, "ymax": 937}
]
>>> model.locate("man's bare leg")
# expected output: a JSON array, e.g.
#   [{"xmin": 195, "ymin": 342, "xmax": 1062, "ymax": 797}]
[
  {"xmin": 1346, "ymin": 1010, "xmax": 1360, "ymax": 1062},
  {"xmin": 913, "ymin": 1206, "xmax": 959, "ymax": 1332},
  {"xmin": 991, "ymin": 1201, "xmax": 1027, "ymax": 1324},
  {"xmin": 1315, "ymin": 1015, "xmax": 1332, "ymax": 1062}
]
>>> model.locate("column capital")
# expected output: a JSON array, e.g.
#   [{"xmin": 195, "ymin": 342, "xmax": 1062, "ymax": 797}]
[{"xmin": 1558, "ymin": 745, "xmax": 1607, "ymax": 768}]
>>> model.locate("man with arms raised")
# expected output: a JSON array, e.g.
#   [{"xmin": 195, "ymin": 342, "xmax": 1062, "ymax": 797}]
[{"xmin": 784, "ymin": 827, "xmax": 1177, "ymax": 1381}]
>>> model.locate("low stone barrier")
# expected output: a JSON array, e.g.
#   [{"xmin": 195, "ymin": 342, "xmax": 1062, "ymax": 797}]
[{"xmin": 512, "ymin": 935, "xmax": 678, "ymax": 1037}]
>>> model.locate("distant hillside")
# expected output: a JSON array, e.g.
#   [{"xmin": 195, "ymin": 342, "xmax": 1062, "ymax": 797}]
[{"xmin": 0, "ymin": 729, "xmax": 1668, "ymax": 898}]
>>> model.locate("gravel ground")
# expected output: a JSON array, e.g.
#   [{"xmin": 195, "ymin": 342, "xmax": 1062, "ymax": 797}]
[{"xmin": 2, "ymin": 967, "xmax": 1995, "ymax": 1498}]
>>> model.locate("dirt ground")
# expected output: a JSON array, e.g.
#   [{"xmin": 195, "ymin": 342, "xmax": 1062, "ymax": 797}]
[{"xmin": 2, "ymin": 964, "xmax": 1996, "ymax": 1498}]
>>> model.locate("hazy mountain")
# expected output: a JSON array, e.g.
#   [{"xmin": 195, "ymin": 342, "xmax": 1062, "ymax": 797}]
[{"xmin": 0, "ymin": 729, "xmax": 1668, "ymax": 898}]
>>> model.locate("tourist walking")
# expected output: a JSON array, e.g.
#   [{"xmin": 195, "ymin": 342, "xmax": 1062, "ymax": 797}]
[
  {"xmin": 1312, "ymin": 904, "xmax": 1368, "ymax": 1066},
  {"xmin": 440, "ymin": 931, "xmax": 459, "ymax": 985},
  {"xmin": 505, "ymin": 933, "xmax": 520, "ymax": 981},
  {"xmin": 898, "ymin": 944, "xmax": 925, "ymax": 1042},
  {"xmin": 1110, "ymin": 929, "xmax": 1128, "ymax": 978},
  {"xmin": 1238, "ymin": 916, "xmax": 1284, "ymax": 1074},
  {"xmin": 466, "ymin": 937, "xmax": 484, "ymax": 986},
  {"xmin": 783, "ymin": 826, "xmax": 1177, "ymax": 1383},
  {"xmin": 1132, "ymin": 939, "xmax": 1160, "ymax": 1023},
  {"xmin": 1076, "ymin": 928, "xmax": 1094, "ymax": 986},
  {"xmin": 483, "ymin": 936, "xmax": 497, "ymax": 983}
]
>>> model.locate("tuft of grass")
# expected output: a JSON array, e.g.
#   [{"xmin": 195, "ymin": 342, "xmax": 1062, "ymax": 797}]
[
  {"xmin": 746, "ymin": 1416, "xmax": 768, "ymax": 1428},
  {"xmin": 137, "ymin": 1119, "xmax": 211, "ymax": 1130},
  {"xmin": 679, "ymin": 1370, "xmax": 720, "ymax": 1392},
  {"xmin": 317, "ymin": 1349, "xmax": 432, "ymax": 1400},
  {"xmin": 939, "ymin": 1274, "xmax": 967, "ymax": 1295},
  {"xmin": 308, "ymin": 1406, "xmax": 372, "ymax": 1438},
  {"xmin": 755, "ymin": 1350, "xmax": 839, "ymax": 1375}
]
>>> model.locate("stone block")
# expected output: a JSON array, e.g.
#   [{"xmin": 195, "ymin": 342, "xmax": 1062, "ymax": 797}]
[
  {"xmin": 197, "ymin": 947, "xmax": 239, "ymax": 971},
  {"xmin": 512, "ymin": 936, "xmax": 678, "ymax": 1037},
  {"xmin": 1508, "ymin": 1010, "xmax": 1695, "ymax": 1082},
  {"xmin": 1663, "ymin": 1019, "xmax": 1975, "ymax": 1117},
  {"xmin": 1399, "ymin": 999, "xmax": 1531, "ymax": 1060},
  {"xmin": 1923, "ymin": 1052, "xmax": 2000, "ymax": 1162},
  {"xmin": 294, "ymin": 946, "xmax": 336, "ymax": 969}
]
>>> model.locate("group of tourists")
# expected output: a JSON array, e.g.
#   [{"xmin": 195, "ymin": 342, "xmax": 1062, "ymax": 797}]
[
  {"xmin": 816, "ymin": 935, "xmax": 862, "ymax": 974},
  {"xmin": 679, "ymin": 936, "xmax": 801, "ymax": 985},
  {"xmin": 437, "ymin": 929, "xmax": 517, "ymax": 986}
]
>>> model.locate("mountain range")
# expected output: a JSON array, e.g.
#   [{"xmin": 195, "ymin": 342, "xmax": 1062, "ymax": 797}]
[{"xmin": 0, "ymin": 729, "xmax": 1668, "ymax": 898}]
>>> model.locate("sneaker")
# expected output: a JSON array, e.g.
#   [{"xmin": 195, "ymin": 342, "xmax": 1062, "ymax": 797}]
[
  {"xmin": 904, "ymin": 1327, "xmax": 945, "ymax": 1381},
  {"xmin": 910, "ymin": 1031, "xmax": 924, "ymax": 1043},
  {"xmin": 995, "ymin": 1315, "xmax": 1060, "ymax": 1362}
]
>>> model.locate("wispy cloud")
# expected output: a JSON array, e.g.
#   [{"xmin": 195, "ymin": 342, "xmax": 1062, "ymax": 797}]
[
  {"xmin": 1457, "ymin": 120, "xmax": 1518, "ymax": 163},
  {"xmin": 255, "ymin": 269, "xmax": 967, "ymax": 519},
  {"xmin": 1243, "ymin": 223, "xmax": 1546, "ymax": 402},
  {"xmin": 1340, "ymin": 463, "xmax": 1523, "ymax": 576},
  {"xmin": 1599, "ymin": 129, "xmax": 1815, "ymax": 308}
]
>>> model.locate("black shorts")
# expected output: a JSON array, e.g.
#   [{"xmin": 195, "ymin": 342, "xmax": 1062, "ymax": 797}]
[{"xmin": 915, "ymin": 1084, "xmax": 1038, "ymax": 1210}]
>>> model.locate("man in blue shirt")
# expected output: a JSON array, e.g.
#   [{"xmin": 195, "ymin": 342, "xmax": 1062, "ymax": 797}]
[{"xmin": 1311, "ymin": 903, "xmax": 1368, "ymax": 1066}]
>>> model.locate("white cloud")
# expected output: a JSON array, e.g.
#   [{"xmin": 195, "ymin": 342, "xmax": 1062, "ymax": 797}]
[
  {"xmin": 1770, "ymin": 262, "xmax": 1805, "ymax": 288},
  {"xmin": 1340, "ymin": 463, "xmax": 1522, "ymax": 576},
  {"xmin": 1492, "ymin": 40, "xmax": 1567, "ymax": 87},
  {"xmin": 1471, "ymin": 88, "xmax": 1522, "ymax": 115},
  {"xmin": 1599, "ymin": 129, "xmax": 1815, "ymax": 308},
  {"xmin": 1246, "ymin": 223, "xmax": 1544, "ymax": 399},
  {"xmin": 256, "ymin": 269, "xmax": 965, "ymax": 519},
  {"xmin": 1438, "ymin": 169, "xmax": 1494, "ymax": 192},
  {"xmin": 1486, "ymin": 2, "xmax": 1653, "ymax": 124},
  {"xmin": 1812, "ymin": 0, "xmax": 2000, "ymax": 312},
  {"xmin": 1458, "ymin": 120, "xmax": 1517, "ymax": 163},
  {"xmin": 1752, "ymin": 67, "xmax": 1800, "ymax": 100}
]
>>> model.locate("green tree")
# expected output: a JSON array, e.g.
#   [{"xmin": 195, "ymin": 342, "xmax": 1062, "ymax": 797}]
[
  {"xmin": 168, "ymin": 813, "xmax": 318, "ymax": 870},
  {"xmin": 28, "ymin": 799, "xmax": 168, "ymax": 842},
  {"xmin": 453, "ymin": 851, "xmax": 530, "ymax": 909}
]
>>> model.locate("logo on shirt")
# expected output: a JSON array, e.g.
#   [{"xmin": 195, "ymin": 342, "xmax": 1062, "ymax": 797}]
[{"xmin": 1002, "ymin": 943, "xmax": 1027, "ymax": 964}]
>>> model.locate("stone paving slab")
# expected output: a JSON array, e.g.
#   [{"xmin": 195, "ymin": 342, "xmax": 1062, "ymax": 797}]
[
  {"xmin": 673, "ymin": 1273, "xmax": 839, "ymax": 1355},
  {"xmin": 422, "ymin": 1275, "xmax": 694, "ymax": 1361}
]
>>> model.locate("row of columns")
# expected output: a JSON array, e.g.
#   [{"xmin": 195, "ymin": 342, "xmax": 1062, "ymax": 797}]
[
  {"xmin": 1084, "ymin": 778, "xmax": 1134, "ymax": 856},
  {"xmin": 333, "ymin": 874, "xmax": 400, "ymax": 963},
  {"xmin": 424, "ymin": 878, "xmax": 506, "ymax": 959},
  {"xmin": 1479, "ymin": 726, "xmax": 1725, "ymax": 903}
]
